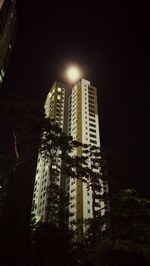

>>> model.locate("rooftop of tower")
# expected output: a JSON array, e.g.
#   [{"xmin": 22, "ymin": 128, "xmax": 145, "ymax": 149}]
[{"xmin": 54, "ymin": 80, "xmax": 66, "ymax": 88}]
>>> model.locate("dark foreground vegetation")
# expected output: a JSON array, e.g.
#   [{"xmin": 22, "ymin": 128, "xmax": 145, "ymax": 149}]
[{"xmin": 0, "ymin": 96, "xmax": 150, "ymax": 266}]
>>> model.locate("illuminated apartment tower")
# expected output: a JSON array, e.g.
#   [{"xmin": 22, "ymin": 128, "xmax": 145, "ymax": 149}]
[
  {"xmin": 32, "ymin": 81, "xmax": 65, "ymax": 222},
  {"xmin": 32, "ymin": 79, "xmax": 105, "ymax": 225},
  {"xmin": 67, "ymin": 79, "xmax": 105, "ymax": 227},
  {"xmin": 0, "ymin": 0, "xmax": 17, "ymax": 85}
]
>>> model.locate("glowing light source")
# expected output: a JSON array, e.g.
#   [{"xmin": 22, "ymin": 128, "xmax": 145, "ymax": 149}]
[{"xmin": 66, "ymin": 66, "xmax": 80, "ymax": 82}]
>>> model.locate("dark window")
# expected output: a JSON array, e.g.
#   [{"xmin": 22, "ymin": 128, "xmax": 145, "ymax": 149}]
[
  {"xmin": 90, "ymin": 133, "xmax": 96, "ymax": 138},
  {"xmin": 89, "ymin": 123, "xmax": 96, "ymax": 128},
  {"xmin": 88, "ymin": 87, "xmax": 94, "ymax": 92},
  {"xmin": 89, "ymin": 99, "xmax": 94, "ymax": 104},
  {"xmin": 90, "ymin": 139, "xmax": 97, "ymax": 144},
  {"xmin": 89, "ymin": 95, "xmax": 94, "ymax": 100},
  {"xmin": 89, "ymin": 113, "xmax": 95, "ymax": 118},
  {"xmin": 89, "ymin": 103, "xmax": 95, "ymax": 109},
  {"xmin": 89, "ymin": 108, "xmax": 95, "ymax": 114},
  {"xmin": 89, "ymin": 118, "xmax": 95, "ymax": 122}
]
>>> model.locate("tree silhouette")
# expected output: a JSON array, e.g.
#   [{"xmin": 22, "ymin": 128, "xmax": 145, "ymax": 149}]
[{"xmin": 80, "ymin": 189, "xmax": 150, "ymax": 266}]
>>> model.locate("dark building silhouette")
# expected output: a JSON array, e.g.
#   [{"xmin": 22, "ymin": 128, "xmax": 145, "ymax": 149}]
[{"xmin": 0, "ymin": 0, "xmax": 17, "ymax": 85}]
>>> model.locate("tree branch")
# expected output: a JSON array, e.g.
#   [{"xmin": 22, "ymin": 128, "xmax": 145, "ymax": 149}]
[{"xmin": 13, "ymin": 131, "xmax": 20, "ymax": 160}]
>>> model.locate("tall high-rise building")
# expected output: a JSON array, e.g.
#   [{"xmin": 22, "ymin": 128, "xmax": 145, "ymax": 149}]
[
  {"xmin": 67, "ymin": 79, "xmax": 105, "ymax": 226},
  {"xmin": 0, "ymin": 0, "xmax": 17, "ymax": 85},
  {"xmin": 32, "ymin": 81, "xmax": 66, "ymax": 223},
  {"xmin": 32, "ymin": 79, "xmax": 106, "ymax": 227}
]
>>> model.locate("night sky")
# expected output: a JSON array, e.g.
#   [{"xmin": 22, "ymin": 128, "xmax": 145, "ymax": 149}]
[{"xmin": 1, "ymin": 1, "xmax": 149, "ymax": 196}]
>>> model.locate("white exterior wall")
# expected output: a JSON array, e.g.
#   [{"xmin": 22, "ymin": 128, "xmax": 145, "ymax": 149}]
[
  {"xmin": 32, "ymin": 83, "xmax": 65, "ymax": 222},
  {"xmin": 32, "ymin": 156, "xmax": 50, "ymax": 221},
  {"xmin": 32, "ymin": 79, "xmax": 105, "ymax": 225},
  {"xmin": 81, "ymin": 79, "xmax": 93, "ymax": 220},
  {"xmin": 68, "ymin": 78, "xmax": 104, "ymax": 224},
  {"xmin": 68, "ymin": 85, "xmax": 77, "ymax": 223}
]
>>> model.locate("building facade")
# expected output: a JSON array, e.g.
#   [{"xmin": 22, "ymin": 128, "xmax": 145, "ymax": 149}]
[
  {"xmin": 32, "ymin": 81, "xmax": 66, "ymax": 223},
  {"xmin": 67, "ymin": 79, "xmax": 105, "ymax": 227},
  {"xmin": 32, "ymin": 79, "xmax": 106, "ymax": 227},
  {"xmin": 0, "ymin": 0, "xmax": 17, "ymax": 85}
]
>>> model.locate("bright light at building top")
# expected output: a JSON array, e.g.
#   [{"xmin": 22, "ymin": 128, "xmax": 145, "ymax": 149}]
[{"xmin": 66, "ymin": 66, "xmax": 81, "ymax": 82}]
